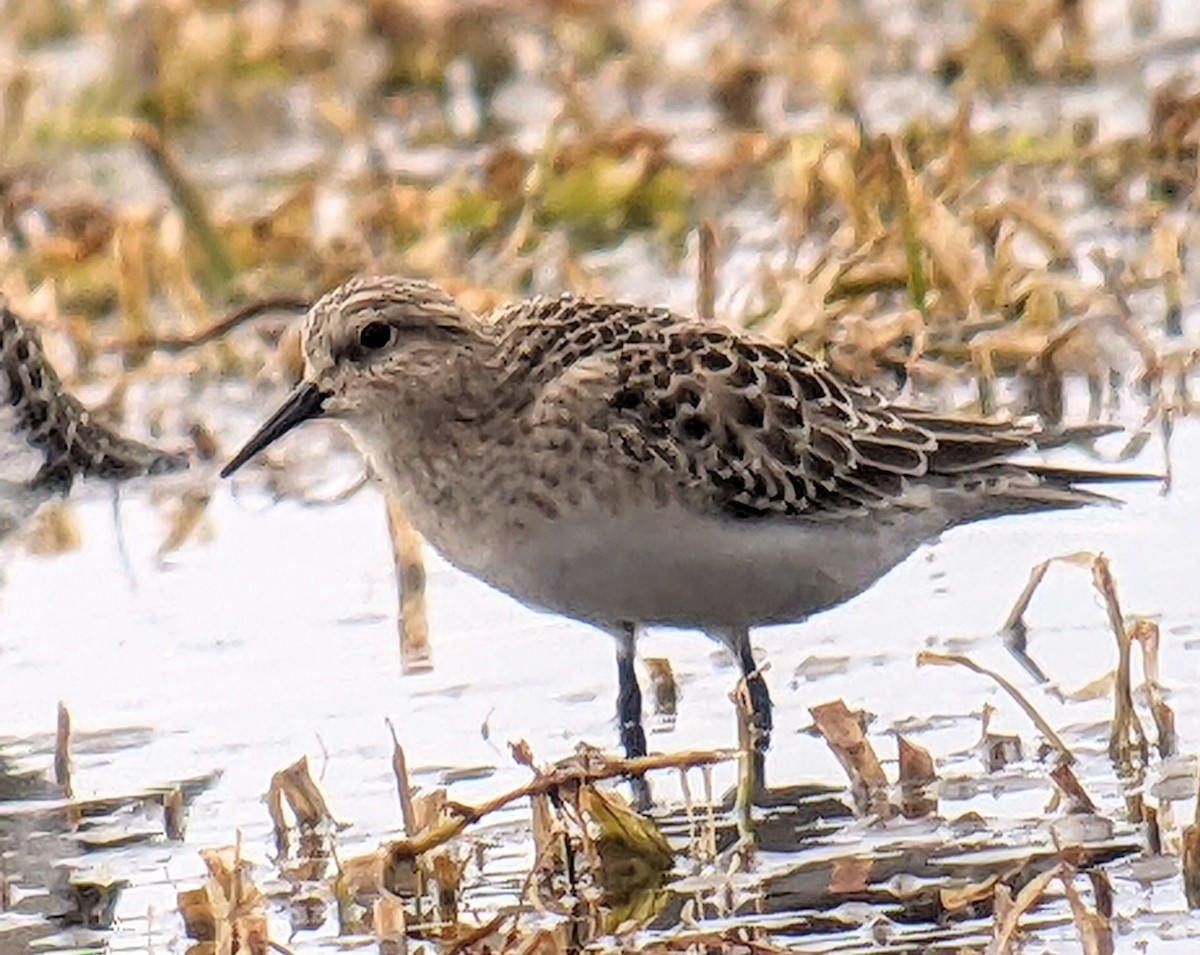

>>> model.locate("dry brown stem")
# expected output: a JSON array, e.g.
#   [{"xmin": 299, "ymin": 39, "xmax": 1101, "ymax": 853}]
[
  {"xmin": 54, "ymin": 700, "xmax": 72, "ymax": 802},
  {"xmin": 388, "ymin": 749, "xmax": 730, "ymax": 862},
  {"xmin": 988, "ymin": 864, "xmax": 1061, "ymax": 955},
  {"xmin": 385, "ymin": 494, "xmax": 432, "ymax": 673},
  {"xmin": 105, "ymin": 296, "xmax": 309, "ymax": 355},
  {"xmin": 896, "ymin": 734, "xmax": 937, "ymax": 819},
  {"xmin": 131, "ymin": 121, "xmax": 235, "ymax": 288},
  {"xmin": 809, "ymin": 700, "xmax": 893, "ymax": 818},
  {"xmin": 916, "ymin": 650, "xmax": 1075, "ymax": 766},
  {"xmin": 385, "ymin": 718, "xmax": 418, "ymax": 837},
  {"xmin": 697, "ymin": 219, "xmax": 719, "ymax": 320},
  {"xmin": 997, "ymin": 551, "xmax": 1151, "ymax": 772}
]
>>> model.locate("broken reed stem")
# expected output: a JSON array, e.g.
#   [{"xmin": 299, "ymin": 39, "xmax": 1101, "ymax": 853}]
[
  {"xmin": 114, "ymin": 213, "xmax": 153, "ymax": 367},
  {"xmin": 1059, "ymin": 867, "xmax": 1114, "ymax": 955},
  {"xmin": 896, "ymin": 734, "xmax": 938, "ymax": 819},
  {"xmin": 1184, "ymin": 763, "xmax": 1200, "ymax": 908},
  {"xmin": 385, "ymin": 494, "xmax": 432, "ymax": 673},
  {"xmin": 997, "ymin": 551, "xmax": 1153, "ymax": 773},
  {"xmin": 731, "ymin": 679, "xmax": 756, "ymax": 845},
  {"xmin": 1049, "ymin": 762, "xmax": 1098, "ymax": 814},
  {"xmin": 1090, "ymin": 556, "xmax": 1150, "ymax": 769},
  {"xmin": 810, "ymin": 699, "xmax": 893, "ymax": 818},
  {"xmin": 887, "ymin": 139, "xmax": 929, "ymax": 314},
  {"xmin": 132, "ymin": 122, "xmax": 235, "ymax": 289},
  {"xmin": 54, "ymin": 701, "xmax": 72, "ymax": 801},
  {"xmin": 390, "ymin": 750, "xmax": 731, "ymax": 861},
  {"xmin": 385, "ymin": 718, "xmax": 418, "ymax": 837},
  {"xmin": 697, "ymin": 220, "xmax": 718, "ymax": 321},
  {"xmin": 916, "ymin": 650, "xmax": 1075, "ymax": 765},
  {"xmin": 1130, "ymin": 617, "xmax": 1175, "ymax": 758},
  {"xmin": 988, "ymin": 864, "xmax": 1062, "ymax": 955}
]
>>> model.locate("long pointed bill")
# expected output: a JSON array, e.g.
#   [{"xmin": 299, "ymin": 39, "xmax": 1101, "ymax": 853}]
[{"xmin": 220, "ymin": 382, "xmax": 329, "ymax": 478}]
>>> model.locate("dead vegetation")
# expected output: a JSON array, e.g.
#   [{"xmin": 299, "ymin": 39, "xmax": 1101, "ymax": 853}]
[{"xmin": 3, "ymin": 0, "xmax": 1200, "ymax": 952}]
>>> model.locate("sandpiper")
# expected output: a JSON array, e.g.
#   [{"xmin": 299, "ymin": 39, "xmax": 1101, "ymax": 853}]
[
  {"xmin": 0, "ymin": 298, "xmax": 186, "ymax": 541},
  {"xmin": 222, "ymin": 276, "xmax": 1150, "ymax": 797}
]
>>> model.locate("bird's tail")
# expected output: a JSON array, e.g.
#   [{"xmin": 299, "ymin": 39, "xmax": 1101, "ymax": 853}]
[{"xmin": 958, "ymin": 463, "xmax": 1162, "ymax": 519}]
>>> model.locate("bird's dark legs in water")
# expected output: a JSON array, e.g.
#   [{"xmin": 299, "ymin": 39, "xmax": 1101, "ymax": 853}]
[
  {"xmin": 723, "ymin": 627, "xmax": 772, "ymax": 792},
  {"xmin": 614, "ymin": 622, "xmax": 652, "ymax": 808}
]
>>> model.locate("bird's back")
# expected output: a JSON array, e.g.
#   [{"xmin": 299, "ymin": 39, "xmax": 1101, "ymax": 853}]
[
  {"xmin": 486, "ymin": 294, "xmax": 1125, "ymax": 528},
  {"xmin": 435, "ymin": 293, "xmax": 1157, "ymax": 628}
]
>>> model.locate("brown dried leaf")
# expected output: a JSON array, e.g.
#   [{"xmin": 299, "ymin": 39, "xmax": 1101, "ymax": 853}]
[
  {"xmin": 187, "ymin": 419, "xmax": 219, "ymax": 462},
  {"xmin": 266, "ymin": 753, "xmax": 333, "ymax": 835},
  {"xmin": 177, "ymin": 885, "xmax": 216, "ymax": 942},
  {"xmin": 509, "ymin": 739, "xmax": 537, "ymax": 771},
  {"xmin": 1183, "ymin": 824, "xmax": 1200, "ymax": 909},
  {"xmin": 374, "ymin": 894, "xmax": 407, "ymax": 955},
  {"xmin": 973, "ymin": 198, "xmax": 1073, "ymax": 266},
  {"xmin": 827, "ymin": 309, "xmax": 925, "ymax": 383},
  {"xmin": 337, "ymin": 849, "xmax": 385, "ymax": 904},
  {"xmin": 164, "ymin": 786, "xmax": 186, "ymax": 841},
  {"xmin": 989, "ymin": 864, "xmax": 1062, "ymax": 955},
  {"xmin": 182, "ymin": 843, "xmax": 268, "ymax": 955},
  {"xmin": 199, "ymin": 845, "xmax": 265, "ymax": 914},
  {"xmin": 1090, "ymin": 556, "xmax": 1150, "ymax": 770},
  {"xmin": 385, "ymin": 719, "xmax": 416, "ymax": 836},
  {"xmin": 426, "ymin": 846, "xmax": 470, "ymax": 924},
  {"xmin": 410, "ymin": 787, "xmax": 448, "ymax": 836},
  {"xmin": 810, "ymin": 699, "xmax": 893, "ymax": 818},
  {"xmin": 1130, "ymin": 617, "xmax": 1176, "ymax": 757},
  {"xmin": 917, "ymin": 651, "xmax": 1073, "ymax": 765},
  {"xmin": 828, "ymin": 855, "xmax": 873, "ymax": 894},
  {"xmin": 896, "ymin": 734, "xmax": 937, "ymax": 819},
  {"xmin": 891, "ymin": 143, "xmax": 987, "ymax": 310},
  {"xmin": 510, "ymin": 927, "xmax": 569, "ymax": 955},
  {"xmin": 981, "ymin": 732, "xmax": 1024, "ymax": 773},
  {"xmin": 696, "ymin": 219, "xmax": 719, "ymax": 320},
  {"xmin": 644, "ymin": 657, "xmax": 678, "ymax": 725},
  {"xmin": 940, "ymin": 874, "xmax": 998, "ymax": 913},
  {"xmin": 819, "ymin": 141, "xmax": 882, "ymax": 242}
]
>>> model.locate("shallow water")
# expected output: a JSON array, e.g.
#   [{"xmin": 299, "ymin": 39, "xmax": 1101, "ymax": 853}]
[
  {"xmin": 6, "ymin": 0, "xmax": 1200, "ymax": 948},
  {"xmin": 0, "ymin": 406, "xmax": 1197, "ymax": 952}
]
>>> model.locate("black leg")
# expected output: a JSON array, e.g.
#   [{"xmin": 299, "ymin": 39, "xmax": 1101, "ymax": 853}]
[
  {"xmin": 716, "ymin": 627, "xmax": 771, "ymax": 798},
  {"xmin": 734, "ymin": 633, "xmax": 773, "ymax": 752},
  {"xmin": 614, "ymin": 623, "xmax": 652, "ymax": 809}
]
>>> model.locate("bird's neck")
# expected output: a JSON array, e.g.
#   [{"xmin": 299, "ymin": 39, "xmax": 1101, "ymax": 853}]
[{"xmin": 350, "ymin": 343, "xmax": 516, "ymax": 511}]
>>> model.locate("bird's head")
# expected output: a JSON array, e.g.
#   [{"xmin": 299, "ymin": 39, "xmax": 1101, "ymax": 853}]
[{"xmin": 221, "ymin": 276, "xmax": 486, "ymax": 477}]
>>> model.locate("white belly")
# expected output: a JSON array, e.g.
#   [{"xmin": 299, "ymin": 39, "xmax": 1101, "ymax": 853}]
[{"xmin": 453, "ymin": 505, "xmax": 949, "ymax": 631}]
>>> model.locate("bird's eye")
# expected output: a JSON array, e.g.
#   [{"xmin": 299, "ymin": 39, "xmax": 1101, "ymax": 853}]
[{"xmin": 358, "ymin": 321, "xmax": 393, "ymax": 351}]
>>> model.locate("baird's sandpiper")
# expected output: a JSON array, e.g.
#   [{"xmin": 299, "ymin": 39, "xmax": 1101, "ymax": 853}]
[{"xmin": 222, "ymin": 276, "xmax": 1151, "ymax": 799}]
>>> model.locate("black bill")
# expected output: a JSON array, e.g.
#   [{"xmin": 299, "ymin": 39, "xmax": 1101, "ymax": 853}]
[{"xmin": 220, "ymin": 381, "xmax": 329, "ymax": 478}]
